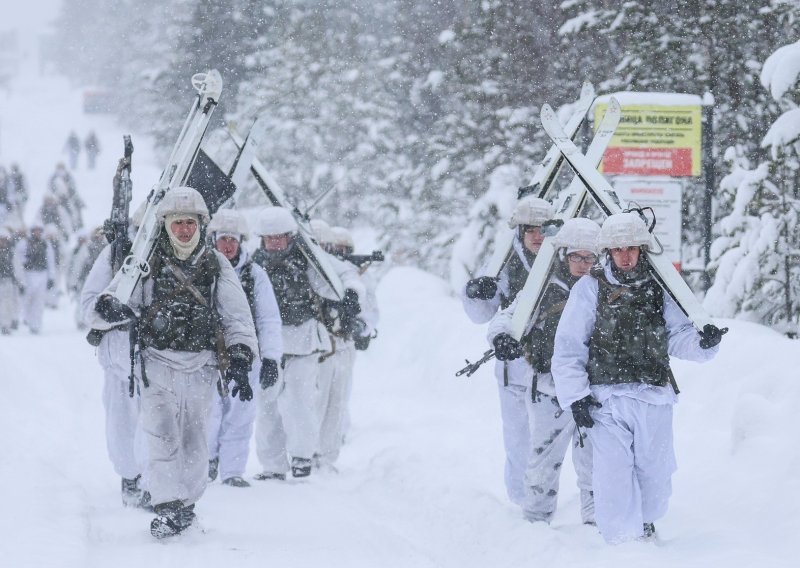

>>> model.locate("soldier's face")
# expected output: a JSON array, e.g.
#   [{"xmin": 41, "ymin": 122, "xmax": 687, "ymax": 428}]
[
  {"xmin": 610, "ymin": 246, "xmax": 640, "ymax": 272},
  {"xmin": 216, "ymin": 236, "xmax": 240, "ymax": 260},
  {"xmin": 566, "ymin": 250, "xmax": 597, "ymax": 277},
  {"xmin": 262, "ymin": 234, "xmax": 290, "ymax": 251},
  {"xmin": 522, "ymin": 226, "xmax": 544, "ymax": 254},
  {"xmin": 170, "ymin": 218, "xmax": 198, "ymax": 243}
]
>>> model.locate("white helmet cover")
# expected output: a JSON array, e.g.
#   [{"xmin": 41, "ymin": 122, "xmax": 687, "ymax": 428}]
[
  {"xmin": 550, "ymin": 217, "xmax": 601, "ymax": 254},
  {"xmin": 157, "ymin": 187, "xmax": 210, "ymax": 224},
  {"xmin": 329, "ymin": 226, "xmax": 354, "ymax": 248},
  {"xmin": 309, "ymin": 218, "xmax": 333, "ymax": 244},
  {"xmin": 208, "ymin": 208, "xmax": 248, "ymax": 241},
  {"xmin": 509, "ymin": 196, "xmax": 555, "ymax": 228},
  {"xmin": 597, "ymin": 212, "xmax": 651, "ymax": 250},
  {"xmin": 256, "ymin": 206, "xmax": 298, "ymax": 236}
]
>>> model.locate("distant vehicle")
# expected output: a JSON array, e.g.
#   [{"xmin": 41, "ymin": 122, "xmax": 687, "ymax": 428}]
[{"xmin": 83, "ymin": 88, "xmax": 116, "ymax": 114}]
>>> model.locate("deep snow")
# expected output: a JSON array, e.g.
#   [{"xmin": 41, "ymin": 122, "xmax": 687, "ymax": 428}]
[{"xmin": 1, "ymin": 45, "xmax": 799, "ymax": 568}]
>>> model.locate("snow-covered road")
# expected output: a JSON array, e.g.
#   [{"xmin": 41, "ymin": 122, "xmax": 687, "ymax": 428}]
[{"xmin": 1, "ymin": 59, "xmax": 798, "ymax": 568}]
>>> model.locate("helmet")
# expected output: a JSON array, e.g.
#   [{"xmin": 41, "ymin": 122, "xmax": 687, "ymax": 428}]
[
  {"xmin": 157, "ymin": 187, "xmax": 210, "ymax": 224},
  {"xmin": 550, "ymin": 217, "xmax": 601, "ymax": 254},
  {"xmin": 131, "ymin": 200, "xmax": 148, "ymax": 228},
  {"xmin": 509, "ymin": 196, "xmax": 554, "ymax": 228},
  {"xmin": 597, "ymin": 212, "xmax": 651, "ymax": 251},
  {"xmin": 330, "ymin": 226, "xmax": 354, "ymax": 249},
  {"xmin": 309, "ymin": 218, "xmax": 333, "ymax": 244},
  {"xmin": 208, "ymin": 208, "xmax": 248, "ymax": 241},
  {"xmin": 256, "ymin": 207, "xmax": 297, "ymax": 236}
]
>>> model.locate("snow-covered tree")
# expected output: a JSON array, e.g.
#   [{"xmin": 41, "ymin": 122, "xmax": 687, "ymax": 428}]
[
  {"xmin": 705, "ymin": 40, "xmax": 800, "ymax": 336},
  {"xmin": 559, "ymin": 0, "xmax": 800, "ymax": 267}
]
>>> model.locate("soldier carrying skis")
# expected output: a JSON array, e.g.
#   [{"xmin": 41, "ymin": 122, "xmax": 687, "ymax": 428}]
[
  {"xmin": 487, "ymin": 217, "xmax": 601, "ymax": 525},
  {"xmin": 206, "ymin": 208, "xmax": 283, "ymax": 488},
  {"xmin": 461, "ymin": 195, "xmax": 554, "ymax": 507},
  {"xmin": 92, "ymin": 187, "xmax": 258, "ymax": 538},
  {"xmin": 550, "ymin": 212, "xmax": 725, "ymax": 543}
]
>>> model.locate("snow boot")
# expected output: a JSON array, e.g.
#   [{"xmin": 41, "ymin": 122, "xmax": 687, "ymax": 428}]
[
  {"xmin": 150, "ymin": 501, "xmax": 195, "ymax": 539},
  {"xmin": 121, "ymin": 475, "xmax": 143, "ymax": 507},
  {"xmin": 291, "ymin": 457, "xmax": 312, "ymax": 478},
  {"xmin": 208, "ymin": 457, "xmax": 219, "ymax": 481},
  {"xmin": 222, "ymin": 476, "xmax": 250, "ymax": 488},
  {"xmin": 254, "ymin": 471, "xmax": 285, "ymax": 481},
  {"xmin": 643, "ymin": 523, "xmax": 656, "ymax": 539}
]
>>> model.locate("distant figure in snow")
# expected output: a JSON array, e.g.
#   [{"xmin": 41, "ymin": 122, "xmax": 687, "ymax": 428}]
[
  {"xmin": 85, "ymin": 131, "xmax": 101, "ymax": 170},
  {"xmin": 8, "ymin": 163, "xmax": 28, "ymax": 218},
  {"xmin": 15, "ymin": 224, "xmax": 56, "ymax": 334},
  {"xmin": 64, "ymin": 131, "xmax": 81, "ymax": 169},
  {"xmin": 0, "ymin": 228, "xmax": 23, "ymax": 335},
  {"xmin": 47, "ymin": 163, "xmax": 84, "ymax": 233}
]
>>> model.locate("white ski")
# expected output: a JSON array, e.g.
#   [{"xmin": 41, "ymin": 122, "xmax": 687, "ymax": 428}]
[
  {"xmin": 228, "ymin": 127, "xmax": 346, "ymax": 299},
  {"xmin": 539, "ymin": 99, "xmax": 715, "ymax": 331},
  {"xmin": 510, "ymin": 98, "xmax": 622, "ymax": 339},
  {"xmin": 228, "ymin": 115, "xmax": 269, "ymax": 191},
  {"xmin": 112, "ymin": 70, "xmax": 223, "ymax": 304},
  {"xmin": 484, "ymin": 82, "xmax": 595, "ymax": 278}
]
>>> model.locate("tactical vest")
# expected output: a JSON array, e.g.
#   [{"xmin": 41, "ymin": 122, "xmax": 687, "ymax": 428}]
[
  {"xmin": 501, "ymin": 250, "xmax": 532, "ymax": 309},
  {"xmin": 23, "ymin": 239, "xmax": 48, "ymax": 271},
  {"xmin": 254, "ymin": 248, "xmax": 317, "ymax": 326},
  {"xmin": 138, "ymin": 247, "xmax": 220, "ymax": 352},
  {"xmin": 0, "ymin": 244, "xmax": 14, "ymax": 278},
  {"xmin": 522, "ymin": 281, "xmax": 569, "ymax": 375},
  {"xmin": 587, "ymin": 269, "xmax": 671, "ymax": 387}
]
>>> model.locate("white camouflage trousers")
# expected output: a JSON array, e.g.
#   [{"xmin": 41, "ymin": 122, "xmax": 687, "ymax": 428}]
[
  {"xmin": 138, "ymin": 357, "xmax": 216, "ymax": 507},
  {"xmin": 497, "ymin": 381, "xmax": 530, "ymax": 506},
  {"xmin": 587, "ymin": 396, "xmax": 676, "ymax": 544},
  {"xmin": 22, "ymin": 270, "xmax": 47, "ymax": 333},
  {"xmin": 207, "ymin": 360, "xmax": 259, "ymax": 480},
  {"xmin": 522, "ymin": 392, "xmax": 594, "ymax": 523},
  {"xmin": 0, "ymin": 279, "xmax": 19, "ymax": 330},
  {"xmin": 316, "ymin": 341, "xmax": 355, "ymax": 466},
  {"xmin": 255, "ymin": 353, "xmax": 319, "ymax": 473},
  {"xmin": 97, "ymin": 330, "xmax": 144, "ymax": 480}
]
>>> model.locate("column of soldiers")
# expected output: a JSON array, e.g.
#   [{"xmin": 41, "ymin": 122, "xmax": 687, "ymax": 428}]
[
  {"xmin": 462, "ymin": 198, "xmax": 724, "ymax": 544},
  {"xmin": 80, "ymin": 186, "xmax": 379, "ymax": 538}
]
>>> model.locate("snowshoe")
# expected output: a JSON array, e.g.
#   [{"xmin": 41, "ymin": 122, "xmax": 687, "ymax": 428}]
[
  {"xmin": 291, "ymin": 457, "xmax": 312, "ymax": 478},
  {"xmin": 254, "ymin": 471, "xmax": 286, "ymax": 481},
  {"xmin": 150, "ymin": 501, "xmax": 195, "ymax": 539},
  {"xmin": 222, "ymin": 476, "xmax": 250, "ymax": 488},
  {"xmin": 208, "ymin": 457, "xmax": 219, "ymax": 481}
]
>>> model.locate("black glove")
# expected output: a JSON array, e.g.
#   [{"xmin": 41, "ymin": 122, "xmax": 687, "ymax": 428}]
[
  {"xmin": 226, "ymin": 344, "xmax": 254, "ymax": 401},
  {"xmin": 47, "ymin": 279, "xmax": 54, "ymax": 290},
  {"xmin": 493, "ymin": 333, "xmax": 523, "ymax": 361},
  {"xmin": 354, "ymin": 333, "xmax": 372, "ymax": 351},
  {"xmin": 259, "ymin": 358, "xmax": 279, "ymax": 390},
  {"xmin": 341, "ymin": 289, "xmax": 361, "ymax": 317},
  {"xmin": 95, "ymin": 295, "xmax": 135, "ymax": 323},
  {"xmin": 699, "ymin": 324, "xmax": 728, "ymax": 349},
  {"xmin": 465, "ymin": 276, "xmax": 497, "ymax": 300},
  {"xmin": 571, "ymin": 395, "xmax": 602, "ymax": 429}
]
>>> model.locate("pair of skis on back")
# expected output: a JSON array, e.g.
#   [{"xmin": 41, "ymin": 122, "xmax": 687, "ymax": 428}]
[
  {"xmin": 109, "ymin": 69, "xmax": 346, "ymax": 305},
  {"xmin": 457, "ymin": 94, "xmax": 717, "ymax": 377}
]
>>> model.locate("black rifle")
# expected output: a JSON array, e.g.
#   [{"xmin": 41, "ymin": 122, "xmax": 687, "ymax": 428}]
[
  {"xmin": 105, "ymin": 135, "xmax": 134, "ymax": 272},
  {"xmin": 455, "ymin": 349, "xmax": 496, "ymax": 378},
  {"xmin": 345, "ymin": 250, "xmax": 384, "ymax": 268},
  {"xmin": 87, "ymin": 136, "xmax": 134, "ymax": 348}
]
